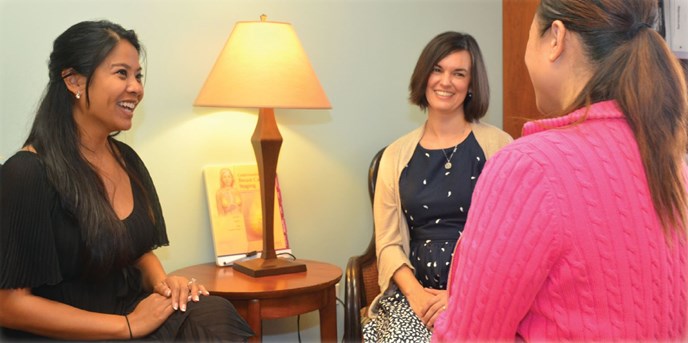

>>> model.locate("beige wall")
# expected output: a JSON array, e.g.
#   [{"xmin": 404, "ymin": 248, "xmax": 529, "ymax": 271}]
[{"xmin": 0, "ymin": 0, "xmax": 503, "ymax": 340}]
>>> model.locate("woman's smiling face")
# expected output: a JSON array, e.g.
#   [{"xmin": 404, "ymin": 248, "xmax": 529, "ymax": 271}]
[
  {"xmin": 77, "ymin": 40, "xmax": 144, "ymax": 135},
  {"xmin": 424, "ymin": 50, "xmax": 472, "ymax": 116}
]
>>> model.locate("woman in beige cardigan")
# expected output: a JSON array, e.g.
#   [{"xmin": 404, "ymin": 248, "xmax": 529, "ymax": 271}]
[{"xmin": 362, "ymin": 31, "xmax": 512, "ymax": 342}]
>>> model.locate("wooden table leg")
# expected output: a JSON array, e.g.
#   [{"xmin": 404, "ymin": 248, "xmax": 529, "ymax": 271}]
[
  {"xmin": 247, "ymin": 299, "xmax": 262, "ymax": 342},
  {"xmin": 319, "ymin": 286, "xmax": 337, "ymax": 342}
]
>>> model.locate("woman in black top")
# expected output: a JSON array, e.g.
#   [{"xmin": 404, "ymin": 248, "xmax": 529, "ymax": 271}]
[{"xmin": 0, "ymin": 20, "xmax": 252, "ymax": 341}]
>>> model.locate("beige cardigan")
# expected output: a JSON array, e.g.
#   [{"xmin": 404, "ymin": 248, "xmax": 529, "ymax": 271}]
[{"xmin": 369, "ymin": 120, "xmax": 513, "ymax": 318}]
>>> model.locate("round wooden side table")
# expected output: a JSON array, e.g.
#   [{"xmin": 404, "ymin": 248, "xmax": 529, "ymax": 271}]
[{"xmin": 171, "ymin": 259, "xmax": 342, "ymax": 342}]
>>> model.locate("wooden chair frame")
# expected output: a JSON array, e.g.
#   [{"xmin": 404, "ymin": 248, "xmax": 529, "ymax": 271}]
[{"xmin": 343, "ymin": 147, "xmax": 385, "ymax": 342}]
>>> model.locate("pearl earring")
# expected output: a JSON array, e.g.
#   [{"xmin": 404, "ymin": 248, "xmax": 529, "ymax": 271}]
[{"xmin": 75, "ymin": 91, "xmax": 81, "ymax": 100}]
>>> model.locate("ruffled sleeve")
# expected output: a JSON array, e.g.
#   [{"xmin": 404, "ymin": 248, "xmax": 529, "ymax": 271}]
[{"xmin": 0, "ymin": 152, "xmax": 63, "ymax": 289}]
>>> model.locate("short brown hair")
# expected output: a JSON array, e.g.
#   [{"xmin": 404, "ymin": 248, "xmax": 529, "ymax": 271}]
[{"xmin": 408, "ymin": 31, "xmax": 489, "ymax": 122}]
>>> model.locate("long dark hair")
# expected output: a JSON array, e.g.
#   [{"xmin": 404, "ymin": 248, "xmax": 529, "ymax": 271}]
[
  {"xmin": 537, "ymin": 0, "xmax": 688, "ymax": 234},
  {"xmin": 408, "ymin": 31, "xmax": 490, "ymax": 122},
  {"xmin": 24, "ymin": 20, "xmax": 144, "ymax": 276}
]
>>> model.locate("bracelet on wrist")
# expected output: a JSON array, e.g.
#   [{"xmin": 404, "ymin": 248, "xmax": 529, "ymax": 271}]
[{"xmin": 124, "ymin": 315, "xmax": 133, "ymax": 339}]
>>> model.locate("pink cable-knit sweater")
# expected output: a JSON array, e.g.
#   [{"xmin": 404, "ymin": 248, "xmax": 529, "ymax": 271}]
[{"xmin": 433, "ymin": 100, "xmax": 688, "ymax": 342}]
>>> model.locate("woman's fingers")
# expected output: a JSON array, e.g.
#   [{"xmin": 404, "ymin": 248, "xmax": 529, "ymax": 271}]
[
  {"xmin": 176, "ymin": 278, "xmax": 194, "ymax": 311},
  {"xmin": 421, "ymin": 289, "xmax": 448, "ymax": 327},
  {"xmin": 154, "ymin": 280, "xmax": 171, "ymax": 297},
  {"xmin": 163, "ymin": 276, "xmax": 210, "ymax": 311},
  {"xmin": 198, "ymin": 284, "xmax": 209, "ymax": 297},
  {"xmin": 426, "ymin": 303, "xmax": 446, "ymax": 328}
]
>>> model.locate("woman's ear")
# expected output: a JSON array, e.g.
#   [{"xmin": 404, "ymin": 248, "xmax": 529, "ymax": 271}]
[
  {"xmin": 548, "ymin": 20, "xmax": 567, "ymax": 62},
  {"xmin": 61, "ymin": 68, "xmax": 84, "ymax": 98}
]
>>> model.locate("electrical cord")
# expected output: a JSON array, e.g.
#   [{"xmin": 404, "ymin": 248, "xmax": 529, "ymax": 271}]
[
  {"xmin": 297, "ymin": 315, "xmax": 302, "ymax": 343},
  {"xmin": 284, "ymin": 252, "xmax": 345, "ymax": 343},
  {"xmin": 295, "ymin": 297, "xmax": 346, "ymax": 343},
  {"xmin": 277, "ymin": 251, "xmax": 297, "ymax": 260}
]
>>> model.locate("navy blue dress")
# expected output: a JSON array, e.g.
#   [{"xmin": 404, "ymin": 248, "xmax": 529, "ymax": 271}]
[
  {"xmin": 399, "ymin": 132, "xmax": 486, "ymax": 289},
  {"xmin": 363, "ymin": 132, "xmax": 487, "ymax": 342}
]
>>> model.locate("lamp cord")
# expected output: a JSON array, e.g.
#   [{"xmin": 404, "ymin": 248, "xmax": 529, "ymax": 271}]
[
  {"xmin": 276, "ymin": 251, "xmax": 296, "ymax": 260},
  {"xmin": 286, "ymin": 253, "xmax": 345, "ymax": 343}
]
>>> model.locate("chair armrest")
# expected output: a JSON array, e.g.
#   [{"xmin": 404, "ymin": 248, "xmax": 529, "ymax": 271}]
[{"xmin": 344, "ymin": 254, "xmax": 364, "ymax": 342}]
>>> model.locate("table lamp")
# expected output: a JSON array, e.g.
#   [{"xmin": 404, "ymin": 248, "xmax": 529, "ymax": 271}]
[{"xmin": 194, "ymin": 15, "xmax": 331, "ymax": 277}]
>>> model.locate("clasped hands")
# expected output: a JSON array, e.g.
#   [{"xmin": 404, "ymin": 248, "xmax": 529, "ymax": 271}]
[
  {"xmin": 154, "ymin": 275, "xmax": 210, "ymax": 312},
  {"xmin": 126, "ymin": 275, "xmax": 211, "ymax": 339},
  {"xmin": 408, "ymin": 288, "xmax": 448, "ymax": 330}
]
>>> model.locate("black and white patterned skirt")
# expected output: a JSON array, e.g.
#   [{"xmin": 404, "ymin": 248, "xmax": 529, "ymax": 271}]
[{"xmin": 362, "ymin": 291, "xmax": 432, "ymax": 343}]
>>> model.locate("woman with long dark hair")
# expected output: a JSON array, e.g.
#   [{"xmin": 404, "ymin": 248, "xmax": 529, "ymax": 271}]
[
  {"xmin": 0, "ymin": 20, "xmax": 252, "ymax": 341},
  {"xmin": 434, "ymin": 0, "xmax": 688, "ymax": 341}
]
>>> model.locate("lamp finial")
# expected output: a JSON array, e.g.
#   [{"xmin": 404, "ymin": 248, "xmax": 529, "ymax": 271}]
[{"xmin": 260, "ymin": 14, "xmax": 267, "ymax": 22}]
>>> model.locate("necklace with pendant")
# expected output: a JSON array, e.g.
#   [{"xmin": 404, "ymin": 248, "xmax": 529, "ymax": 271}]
[{"xmin": 441, "ymin": 144, "xmax": 458, "ymax": 169}]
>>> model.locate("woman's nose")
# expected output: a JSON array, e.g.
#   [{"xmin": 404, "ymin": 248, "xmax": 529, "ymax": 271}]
[
  {"xmin": 439, "ymin": 72, "xmax": 452, "ymax": 85},
  {"xmin": 128, "ymin": 78, "xmax": 144, "ymax": 97}
]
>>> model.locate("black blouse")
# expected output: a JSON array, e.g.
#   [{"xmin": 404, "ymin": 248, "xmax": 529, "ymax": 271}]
[{"xmin": 0, "ymin": 141, "xmax": 168, "ymax": 316}]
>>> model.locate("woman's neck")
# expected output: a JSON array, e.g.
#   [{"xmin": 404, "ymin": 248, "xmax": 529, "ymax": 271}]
[
  {"xmin": 79, "ymin": 133, "xmax": 118, "ymax": 173},
  {"xmin": 421, "ymin": 114, "xmax": 471, "ymax": 149},
  {"xmin": 78, "ymin": 125, "xmax": 112, "ymax": 157}
]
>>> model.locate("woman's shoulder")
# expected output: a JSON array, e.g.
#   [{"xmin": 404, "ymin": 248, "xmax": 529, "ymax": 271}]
[
  {"xmin": 490, "ymin": 129, "xmax": 575, "ymax": 169},
  {"xmin": 470, "ymin": 121, "xmax": 513, "ymax": 159},
  {"xmin": 385, "ymin": 125, "xmax": 424, "ymax": 153},
  {"xmin": 2, "ymin": 151, "xmax": 44, "ymax": 177},
  {"xmin": 377, "ymin": 125, "xmax": 424, "ymax": 172},
  {"xmin": 1, "ymin": 151, "xmax": 54, "ymax": 196}
]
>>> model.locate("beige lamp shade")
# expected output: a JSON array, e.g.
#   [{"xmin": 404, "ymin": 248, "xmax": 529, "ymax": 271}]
[{"xmin": 194, "ymin": 17, "xmax": 331, "ymax": 109}]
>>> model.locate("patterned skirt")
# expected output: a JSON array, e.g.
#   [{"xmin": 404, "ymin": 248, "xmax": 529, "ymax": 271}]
[{"xmin": 362, "ymin": 291, "xmax": 432, "ymax": 343}]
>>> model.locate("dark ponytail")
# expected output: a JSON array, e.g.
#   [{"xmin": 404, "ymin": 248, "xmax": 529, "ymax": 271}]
[{"xmin": 538, "ymin": 0, "xmax": 688, "ymax": 234}]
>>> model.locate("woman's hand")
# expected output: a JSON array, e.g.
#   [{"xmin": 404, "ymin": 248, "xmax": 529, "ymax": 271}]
[
  {"xmin": 393, "ymin": 265, "xmax": 438, "ymax": 325},
  {"xmin": 153, "ymin": 275, "xmax": 209, "ymax": 312},
  {"xmin": 405, "ymin": 287, "xmax": 436, "ymax": 324},
  {"xmin": 421, "ymin": 288, "xmax": 448, "ymax": 329},
  {"xmin": 126, "ymin": 293, "xmax": 175, "ymax": 338}
]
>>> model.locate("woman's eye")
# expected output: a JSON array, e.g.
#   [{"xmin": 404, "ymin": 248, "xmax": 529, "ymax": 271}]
[
  {"xmin": 136, "ymin": 73, "xmax": 144, "ymax": 82},
  {"xmin": 433, "ymin": 66, "xmax": 442, "ymax": 73},
  {"xmin": 116, "ymin": 70, "xmax": 127, "ymax": 78}
]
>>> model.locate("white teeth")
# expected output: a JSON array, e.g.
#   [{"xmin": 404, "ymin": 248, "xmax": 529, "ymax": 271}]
[
  {"xmin": 435, "ymin": 90, "xmax": 453, "ymax": 97},
  {"xmin": 119, "ymin": 101, "xmax": 136, "ymax": 110}
]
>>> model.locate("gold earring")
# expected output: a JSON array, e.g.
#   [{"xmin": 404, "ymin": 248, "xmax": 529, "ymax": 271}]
[{"xmin": 75, "ymin": 91, "xmax": 81, "ymax": 100}]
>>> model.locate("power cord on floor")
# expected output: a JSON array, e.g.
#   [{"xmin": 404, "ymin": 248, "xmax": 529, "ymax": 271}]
[
  {"xmin": 282, "ymin": 253, "xmax": 344, "ymax": 343},
  {"xmin": 296, "ymin": 295, "xmax": 345, "ymax": 343},
  {"xmin": 297, "ymin": 315, "xmax": 302, "ymax": 343}
]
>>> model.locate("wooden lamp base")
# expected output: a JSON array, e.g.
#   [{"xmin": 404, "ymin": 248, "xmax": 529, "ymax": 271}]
[
  {"xmin": 233, "ymin": 257, "xmax": 307, "ymax": 277},
  {"xmin": 233, "ymin": 107, "xmax": 308, "ymax": 278}
]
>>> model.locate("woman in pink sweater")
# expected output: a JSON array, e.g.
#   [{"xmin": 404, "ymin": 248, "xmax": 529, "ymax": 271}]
[{"xmin": 433, "ymin": 0, "xmax": 688, "ymax": 341}]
